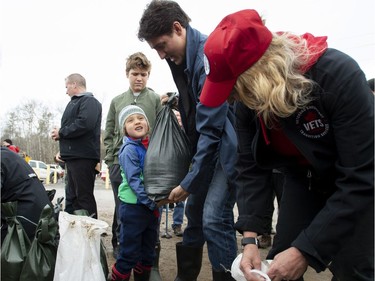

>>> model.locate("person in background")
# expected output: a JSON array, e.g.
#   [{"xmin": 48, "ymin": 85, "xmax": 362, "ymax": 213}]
[
  {"xmin": 2, "ymin": 138, "xmax": 20, "ymax": 154},
  {"xmin": 51, "ymin": 73, "xmax": 102, "ymax": 219},
  {"xmin": 257, "ymin": 170, "xmax": 284, "ymax": 249},
  {"xmin": 109, "ymin": 105, "xmax": 159, "ymax": 281},
  {"xmin": 160, "ymin": 201, "xmax": 185, "ymax": 237},
  {"xmin": 1, "ymin": 147, "xmax": 54, "ymax": 243},
  {"xmin": 199, "ymin": 9, "xmax": 374, "ymax": 281},
  {"xmin": 54, "ymin": 151, "xmax": 72, "ymax": 213},
  {"xmin": 104, "ymin": 52, "xmax": 162, "ymax": 264},
  {"xmin": 171, "ymin": 201, "xmax": 185, "ymax": 236},
  {"xmin": 21, "ymin": 151, "xmax": 32, "ymax": 163},
  {"xmin": 138, "ymin": 1, "xmax": 238, "ymax": 280}
]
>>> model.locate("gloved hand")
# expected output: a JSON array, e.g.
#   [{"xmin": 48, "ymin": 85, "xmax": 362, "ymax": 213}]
[{"xmin": 153, "ymin": 208, "xmax": 160, "ymax": 218}]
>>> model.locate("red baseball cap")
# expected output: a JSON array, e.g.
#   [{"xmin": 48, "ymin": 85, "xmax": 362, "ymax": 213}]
[{"xmin": 200, "ymin": 9, "xmax": 273, "ymax": 107}]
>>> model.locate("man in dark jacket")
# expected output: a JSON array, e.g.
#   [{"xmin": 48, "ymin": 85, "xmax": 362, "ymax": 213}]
[
  {"xmin": 138, "ymin": 1, "xmax": 238, "ymax": 280},
  {"xmin": 1, "ymin": 147, "xmax": 53, "ymax": 243},
  {"xmin": 51, "ymin": 73, "xmax": 102, "ymax": 219}
]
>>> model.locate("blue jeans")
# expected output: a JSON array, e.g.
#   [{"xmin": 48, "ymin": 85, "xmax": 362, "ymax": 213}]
[
  {"xmin": 172, "ymin": 201, "xmax": 185, "ymax": 227},
  {"xmin": 183, "ymin": 159, "xmax": 237, "ymax": 271},
  {"xmin": 158, "ymin": 201, "xmax": 185, "ymax": 231}
]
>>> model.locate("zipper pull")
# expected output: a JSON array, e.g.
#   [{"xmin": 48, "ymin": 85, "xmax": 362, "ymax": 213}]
[{"xmin": 307, "ymin": 170, "xmax": 312, "ymax": 190}]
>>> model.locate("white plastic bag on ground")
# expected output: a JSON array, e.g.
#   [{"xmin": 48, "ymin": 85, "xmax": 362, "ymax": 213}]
[
  {"xmin": 231, "ymin": 253, "xmax": 271, "ymax": 281},
  {"xmin": 53, "ymin": 212, "xmax": 108, "ymax": 281}
]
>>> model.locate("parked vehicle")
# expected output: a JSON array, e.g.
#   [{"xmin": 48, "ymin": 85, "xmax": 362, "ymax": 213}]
[
  {"xmin": 49, "ymin": 164, "xmax": 65, "ymax": 178},
  {"xmin": 28, "ymin": 160, "xmax": 63, "ymax": 183}
]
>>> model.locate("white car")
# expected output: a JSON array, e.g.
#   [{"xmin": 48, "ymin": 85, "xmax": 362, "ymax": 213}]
[
  {"xmin": 48, "ymin": 164, "xmax": 65, "ymax": 178},
  {"xmin": 28, "ymin": 160, "xmax": 63, "ymax": 183}
]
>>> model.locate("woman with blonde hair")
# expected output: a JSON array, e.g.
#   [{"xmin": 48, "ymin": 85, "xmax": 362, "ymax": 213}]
[{"xmin": 200, "ymin": 9, "xmax": 374, "ymax": 281}]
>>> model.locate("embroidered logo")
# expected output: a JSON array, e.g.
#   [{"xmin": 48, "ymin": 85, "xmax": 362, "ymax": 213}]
[
  {"xmin": 296, "ymin": 106, "xmax": 329, "ymax": 138},
  {"xmin": 203, "ymin": 54, "xmax": 210, "ymax": 75}
]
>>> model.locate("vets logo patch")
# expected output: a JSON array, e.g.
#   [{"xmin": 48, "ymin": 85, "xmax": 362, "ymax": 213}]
[{"xmin": 296, "ymin": 106, "xmax": 329, "ymax": 139}]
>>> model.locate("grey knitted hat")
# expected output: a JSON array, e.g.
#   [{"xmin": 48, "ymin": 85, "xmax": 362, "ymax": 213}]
[{"xmin": 118, "ymin": 105, "xmax": 149, "ymax": 129}]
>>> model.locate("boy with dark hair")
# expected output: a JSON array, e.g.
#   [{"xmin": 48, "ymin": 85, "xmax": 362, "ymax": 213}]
[{"xmin": 138, "ymin": 1, "xmax": 238, "ymax": 280}]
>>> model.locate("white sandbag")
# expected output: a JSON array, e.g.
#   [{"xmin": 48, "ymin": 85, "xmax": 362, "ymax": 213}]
[{"xmin": 53, "ymin": 212, "xmax": 108, "ymax": 281}]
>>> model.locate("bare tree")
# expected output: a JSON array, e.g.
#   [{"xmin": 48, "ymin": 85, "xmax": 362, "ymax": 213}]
[
  {"xmin": 2, "ymin": 100, "xmax": 59, "ymax": 163},
  {"xmin": 1, "ymin": 98, "xmax": 105, "ymax": 166}
]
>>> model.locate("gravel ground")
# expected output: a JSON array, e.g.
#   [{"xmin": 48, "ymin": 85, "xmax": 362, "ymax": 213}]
[{"xmin": 47, "ymin": 178, "xmax": 333, "ymax": 281}]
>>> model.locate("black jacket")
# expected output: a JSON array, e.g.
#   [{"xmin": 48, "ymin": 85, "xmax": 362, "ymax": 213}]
[
  {"xmin": 1, "ymin": 147, "xmax": 53, "ymax": 242},
  {"xmin": 234, "ymin": 48, "xmax": 374, "ymax": 271},
  {"xmin": 59, "ymin": 92, "xmax": 102, "ymax": 162}
]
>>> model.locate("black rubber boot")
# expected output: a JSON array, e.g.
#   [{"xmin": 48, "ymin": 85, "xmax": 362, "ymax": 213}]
[
  {"xmin": 134, "ymin": 263, "xmax": 151, "ymax": 281},
  {"xmin": 174, "ymin": 242, "xmax": 203, "ymax": 281},
  {"xmin": 150, "ymin": 242, "xmax": 162, "ymax": 281},
  {"xmin": 212, "ymin": 270, "xmax": 236, "ymax": 281}
]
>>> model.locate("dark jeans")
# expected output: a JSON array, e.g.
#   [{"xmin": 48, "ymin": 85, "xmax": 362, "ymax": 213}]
[
  {"xmin": 116, "ymin": 203, "xmax": 158, "ymax": 274},
  {"xmin": 65, "ymin": 158, "xmax": 98, "ymax": 218},
  {"xmin": 109, "ymin": 164, "xmax": 122, "ymax": 247},
  {"xmin": 172, "ymin": 201, "xmax": 185, "ymax": 227},
  {"xmin": 64, "ymin": 166, "xmax": 74, "ymax": 214}
]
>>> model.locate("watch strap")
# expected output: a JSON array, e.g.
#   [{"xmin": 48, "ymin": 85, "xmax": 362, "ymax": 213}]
[{"xmin": 241, "ymin": 237, "xmax": 259, "ymax": 247}]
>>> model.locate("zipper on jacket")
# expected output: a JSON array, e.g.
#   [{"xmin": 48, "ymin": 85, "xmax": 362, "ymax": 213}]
[
  {"xmin": 258, "ymin": 116, "xmax": 271, "ymax": 145},
  {"xmin": 307, "ymin": 169, "xmax": 312, "ymax": 190}
]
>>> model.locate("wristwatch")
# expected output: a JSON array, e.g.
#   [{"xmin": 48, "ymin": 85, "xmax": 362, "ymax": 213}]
[{"xmin": 241, "ymin": 237, "xmax": 259, "ymax": 248}]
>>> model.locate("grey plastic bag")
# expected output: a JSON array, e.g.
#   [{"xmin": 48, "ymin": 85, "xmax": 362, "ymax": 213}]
[{"xmin": 144, "ymin": 96, "xmax": 191, "ymax": 201}]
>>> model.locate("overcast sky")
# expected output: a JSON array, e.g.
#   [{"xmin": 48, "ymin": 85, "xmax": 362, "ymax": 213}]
[{"xmin": 1, "ymin": 0, "xmax": 374, "ymax": 124}]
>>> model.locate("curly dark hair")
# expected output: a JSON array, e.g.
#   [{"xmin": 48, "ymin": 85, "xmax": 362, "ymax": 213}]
[
  {"xmin": 368, "ymin": 78, "xmax": 374, "ymax": 92},
  {"xmin": 138, "ymin": 0, "xmax": 191, "ymax": 42},
  {"xmin": 3, "ymin": 138, "xmax": 12, "ymax": 145}
]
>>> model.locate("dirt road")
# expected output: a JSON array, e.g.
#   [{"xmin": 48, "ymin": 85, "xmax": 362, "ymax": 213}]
[{"xmin": 48, "ymin": 179, "xmax": 333, "ymax": 281}]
